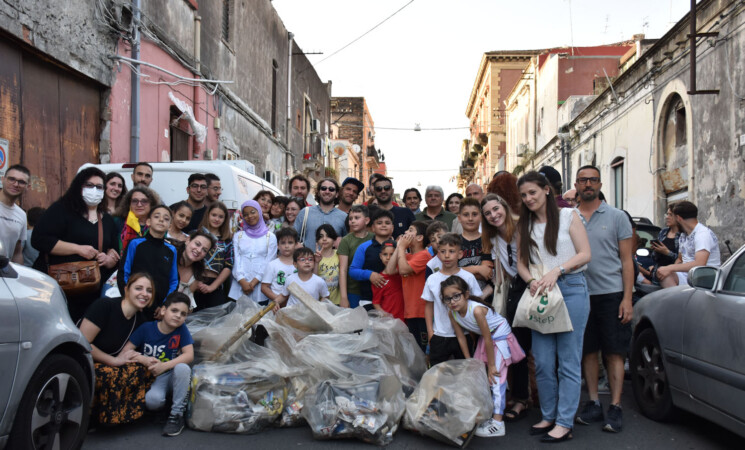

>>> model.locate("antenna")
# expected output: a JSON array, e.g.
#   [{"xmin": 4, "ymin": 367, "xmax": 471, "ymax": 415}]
[
  {"xmin": 603, "ymin": 15, "xmax": 609, "ymax": 36},
  {"xmin": 566, "ymin": 0, "xmax": 575, "ymax": 55},
  {"xmin": 642, "ymin": 16, "xmax": 649, "ymax": 35}
]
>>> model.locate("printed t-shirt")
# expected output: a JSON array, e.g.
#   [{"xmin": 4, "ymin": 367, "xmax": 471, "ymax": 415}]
[
  {"xmin": 262, "ymin": 258, "xmax": 297, "ymax": 295},
  {"xmin": 129, "ymin": 321, "xmax": 194, "ymax": 362},
  {"xmin": 318, "ymin": 252, "xmax": 341, "ymax": 305}
]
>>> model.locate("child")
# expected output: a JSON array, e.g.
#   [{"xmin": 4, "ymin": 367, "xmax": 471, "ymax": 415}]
[
  {"xmin": 349, "ymin": 208, "xmax": 394, "ymax": 310},
  {"xmin": 267, "ymin": 196, "xmax": 289, "ymax": 232},
  {"xmin": 396, "ymin": 220, "xmax": 432, "ymax": 351},
  {"xmin": 261, "ymin": 227, "xmax": 299, "ymax": 304},
  {"xmin": 338, "ymin": 205, "xmax": 373, "ymax": 308},
  {"xmin": 421, "ymin": 233, "xmax": 482, "ymax": 366},
  {"xmin": 441, "ymin": 275, "xmax": 519, "ymax": 438},
  {"xmin": 280, "ymin": 247, "xmax": 329, "ymax": 307},
  {"xmin": 372, "ymin": 240, "xmax": 405, "ymax": 320},
  {"xmin": 118, "ymin": 205, "xmax": 178, "ymax": 318},
  {"xmin": 314, "ymin": 224, "xmax": 341, "ymax": 305},
  {"xmin": 195, "ymin": 202, "xmax": 234, "ymax": 311},
  {"xmin": 425, "ymin": 221, "xmax": 449, "ymax": 277},
  {"xmin": 167, "ymin": 201, "xmax": 193, "ymax": 244},
  {"xmin": 124, "ymin": 292, "xmax": 194, "ymax": 437},
  {"xmin": 457, "ymin": 198, "xmax": 494, "ymax": 298}
]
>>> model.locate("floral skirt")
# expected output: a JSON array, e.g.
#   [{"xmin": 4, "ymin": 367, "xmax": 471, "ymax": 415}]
[{"xmin": 93, "ymin": 362, "xmax": 154, "ymax": 425}]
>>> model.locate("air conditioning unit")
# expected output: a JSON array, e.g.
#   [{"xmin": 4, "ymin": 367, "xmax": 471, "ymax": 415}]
[
  {"xmin": 310, "ymin": 119, "xmax": 321, "ymax": 134},
  {"xmin": 263, "ymin": 170, "xmax": 279, "ymax": 186}
]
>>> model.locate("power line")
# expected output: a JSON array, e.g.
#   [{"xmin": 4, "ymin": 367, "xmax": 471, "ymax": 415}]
[{"xmin": 338, "ymin": 123, "xmax": 469, "ymax": 131}]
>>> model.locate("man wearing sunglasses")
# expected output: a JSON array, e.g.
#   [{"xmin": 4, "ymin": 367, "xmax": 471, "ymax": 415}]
[
  {"xmin": 0, "ymin": 164, "xmax": 31, "ymax": 263},
  {"xmin": 415, "ymin": 185, "xmax": 456, "ymax": 231},
  {"xmin": 294, "ymin": 177, "xmax": 347, "ymax": 250},
  {"xmin": 371, "ymin": 176, "xmax": 415, "ymax": 239}
]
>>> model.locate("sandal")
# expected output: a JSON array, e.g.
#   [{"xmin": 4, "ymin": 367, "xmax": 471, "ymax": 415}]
[{"xmin": 504, "ymin": 400, "xmax": 529, "ymax": 422}]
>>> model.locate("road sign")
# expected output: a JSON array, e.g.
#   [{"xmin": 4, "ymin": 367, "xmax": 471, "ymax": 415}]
[{"xmin": 0, "ymin": 137, "xmax": 9, "ymax": 177}]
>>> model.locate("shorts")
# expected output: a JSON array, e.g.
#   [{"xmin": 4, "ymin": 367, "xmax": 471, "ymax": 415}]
[
  {"xmin": 583, "ymin": 292, "xmax": 631, "ymax": 356},
  {"xmin": 405, "ymin": 318, "xmax": 428, "ymax": 353},
  {"xmin": 429, "ymin": 334, "xmax": 474, "ymax": 366},
  {"xmin": 348, "ymin": 293, "xmax": 361, "ymax": 308},
  {"xmin": 676, "ymin": 271, "xmax": 688, "ymax": 285}
]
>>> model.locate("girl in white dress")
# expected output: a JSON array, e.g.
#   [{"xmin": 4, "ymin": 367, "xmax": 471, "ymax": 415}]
[{"xmin": 229, "ymin": 200, "xmax": 278, "ymax": 304}]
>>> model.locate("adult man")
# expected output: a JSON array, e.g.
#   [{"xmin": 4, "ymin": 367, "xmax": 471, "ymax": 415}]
[
  {"xmin": 288, "ymin": 174, "xmax": 311, "ymax": 205},
  {"xmin": 574, "ymin": 165, "xmax": 634, "ymax": 433},
  {"xmin": 294, "ymin": 177, "xmax": 347, "ymax": 250},
  {"xmin": 657, "ymin": 201, "xmax": 720, "ymax": 287},
  {"xmin": 451, "ymin": 184, "xmax": 484, "ymax": 234},
  {"xmin": 336, "ymin": 177, "xmax": 364, "ymax": 214},
  {"xmin": 539, "ymin": 165, "xmax": 572, "ymax": 208},
  {"xmin": 403, "ymin": 188, "xmax": 422, "ymax": 214},
  {"xmin": 370, "ymin": 176, "xmax": 415, "ymax": 238},
  {"xmin": 181, "ymin": 173, "xmax": 208, "ymax": 232},
  {"xmin": 131, "ymin": 162, "xmax": 153, "ymax": 187},
  {"xmin": 0, "ymin": 164, "xmax": 30, "ymax": 263},
  {"xmin": 415, "ymin": 186, "xmax": 456, "ymax": 231},
  {"xmin": 205, "ymin": 173, "xmax": 222, "ymax": 203}
]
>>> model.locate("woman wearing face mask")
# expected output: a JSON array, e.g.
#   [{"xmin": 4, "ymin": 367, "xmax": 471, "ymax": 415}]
[{"xmin": 32, "ymin": 167, "xmax": 121, "ymax": 323}]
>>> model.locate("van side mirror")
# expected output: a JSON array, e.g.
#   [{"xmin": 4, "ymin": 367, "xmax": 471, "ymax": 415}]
[{"xmin": 688, "ymin": 266, "xmax": 718, "ymax": 290}]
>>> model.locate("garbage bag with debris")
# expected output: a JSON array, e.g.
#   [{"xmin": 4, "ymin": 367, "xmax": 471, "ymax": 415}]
[
  {"xmin": 275, "ymin": 296, "xmax": 368, "ymax": 333},
  {"xmin": 403, "ymin": 359, "xmax": 493, "ymax": 447},
  {"xmin": 186, "ymin": 300, "xmax": 263, "ymax": 363}
]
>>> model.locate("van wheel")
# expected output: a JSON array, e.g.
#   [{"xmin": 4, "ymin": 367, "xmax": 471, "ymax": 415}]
[
  {"xmin": 9, "ymin": 354, "xmax": 91, "ymax": 450},
  {"xmin": 630, "ymin": 328, "xmax": 675, "ymax": 421}
]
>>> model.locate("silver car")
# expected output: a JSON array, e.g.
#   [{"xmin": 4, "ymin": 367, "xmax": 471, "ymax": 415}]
[
  {"xmin": 0, "ymin": 251, "xmax": 94, "ymax": 449},
  {"xmin": 631, "ymin": 244, "xmax": 745, "ymax": 437}
]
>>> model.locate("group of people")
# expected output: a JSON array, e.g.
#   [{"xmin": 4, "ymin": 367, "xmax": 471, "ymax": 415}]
[{"xmin": 0, "ymin": 160, "xmax": 723, "ymax": 441}]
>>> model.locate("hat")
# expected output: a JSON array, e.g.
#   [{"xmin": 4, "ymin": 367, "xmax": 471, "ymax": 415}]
[
  {"xmin": 539, "ymin": 166, "xmax": 562, "ymax": 188},
  {"xmin": 342, "ymin": 177, "xmax": 365, "ymax": 192}
]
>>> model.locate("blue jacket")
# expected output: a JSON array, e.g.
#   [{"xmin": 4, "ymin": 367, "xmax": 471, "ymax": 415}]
[
  {"xmin": 117, "ymin": 234, "xmax": 178, "ymax": 304},
  {"xmin": 349, "ymin": 238, "xmax": 387, "ymax": 301}
]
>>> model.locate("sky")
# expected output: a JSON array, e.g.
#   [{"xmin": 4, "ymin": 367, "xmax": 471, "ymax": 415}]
[{"xmin": 273, "ymin": 0, "xmax": 691, "ymax": 195}]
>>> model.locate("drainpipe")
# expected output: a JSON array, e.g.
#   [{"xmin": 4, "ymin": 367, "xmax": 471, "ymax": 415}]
[
  {"xmin": 286, "ymin": 32, "xmax": 294, "ymax": 179},
  {"xmin": 130, "ymin": 0, "xmax": 141, "ymax": 162},
  {"xmin": 193, "ymin": 15, "xmax": 204, "ymax": 160}
]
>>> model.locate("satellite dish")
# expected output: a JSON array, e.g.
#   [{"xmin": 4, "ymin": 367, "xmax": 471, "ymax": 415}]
[
  {"xmin": 332, "ymin": 142, "xmax": 346, "ymax": 157},
  {"xmin": 352, "ymin": 144, "xmax": 361, "ymax": 154}
]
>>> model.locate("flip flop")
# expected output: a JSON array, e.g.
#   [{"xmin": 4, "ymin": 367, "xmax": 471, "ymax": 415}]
[{"xmin": 504, "ymin": 400, "xmax": 529, "ymax": 422}]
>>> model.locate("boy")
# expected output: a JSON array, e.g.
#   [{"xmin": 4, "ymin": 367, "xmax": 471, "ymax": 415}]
[
  {"xmin": 421, "ymin": 233, "xmax": 482, "ymax": 366},
  {"xmin": 425, "ymin": 221, "xmax": 448, "ymax": 277},
  {"xmin": 396, "ymin": 221, "xmax": 432, "ymax": 351},
  {"xmin": 281, "ymin": 247, "xmax": 330, "ymax": 307},
  {"xmin": 261, "ymin": 227, "xmax": 299, "ymax": 304},
  {"xmin": 457, "ymin": 198, "xmax": 494, "ymax": 297},
  {"xmin": 372, "ymin": 240, "xmax": 405, "ymax": 320},
  {"xmin": 349, "ymin": 208, "xmax": 394, "ymax": 309},
  {"xmin": 338, "ymin": 205, "xmax": 373, "ymax": 308},
  {"xmin": 124, "ymin": 292, "xmax": 194, "ymax": 436}
]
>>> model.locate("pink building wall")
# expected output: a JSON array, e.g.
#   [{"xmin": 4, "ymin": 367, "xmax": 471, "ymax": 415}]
[{"xmin": 109, "ymin": 39, "xmax": 219, "ymax": 163}]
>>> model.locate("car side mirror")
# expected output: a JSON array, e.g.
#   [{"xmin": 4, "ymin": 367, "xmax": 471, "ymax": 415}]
[
  {"xmin": 636, "ymin": 248, "xmax": 651, "ymax": 258},
  {"xmin": 688, "ymin": 266, "xmax": 718, "ymax": 290},
  {"xmin": 0, "ymin": 241, "xmax": 8, "ymax": 270}
]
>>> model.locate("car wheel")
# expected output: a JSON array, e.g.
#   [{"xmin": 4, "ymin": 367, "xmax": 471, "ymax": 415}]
[
  {"xmin": 630, "ymin": 328, "xmax": 675, "ymax": 421},
  {"xmin": 9, "ymin": 354, "xmax": 91, "ymax": 450}
]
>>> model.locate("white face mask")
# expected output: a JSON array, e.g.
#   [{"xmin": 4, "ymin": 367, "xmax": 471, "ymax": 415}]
[{"xmin": 82, "ymin": 187, "xmax": 104, "ymax": 206}]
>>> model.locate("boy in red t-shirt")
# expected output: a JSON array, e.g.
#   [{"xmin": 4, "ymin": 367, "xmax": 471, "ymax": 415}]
[
  {"xmin": 396, "ymin": 220, "xmax": 432, "ymax": 352},
  {"xmin": 371, "ymin": 240, "xmax": 405, "ymax": 320}
]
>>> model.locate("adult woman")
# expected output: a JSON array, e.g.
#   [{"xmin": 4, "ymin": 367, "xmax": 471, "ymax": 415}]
[
  {"xmin": 32, "ymin": 167, "xmax": 120, "ymax": 322},
  {"xmin": 487, "ymin": 171, "xmax": 522, "ymax": 214},
  {"xmin": 283, "ymin": 197, "xmax": 304, "ymax": 229},
  {"xmin": 446, "ymin": 192, "xmax": 463, "ymax": 214},
  {"xmin": 481, "ymin": 193, "xmax": 530, "ymax": 422},
  {"xmin": 79, "ymin": 273, "xmax": 155, "ymax": 425},
  {"xmin": 229, "ymin": 200, "xmax": 278, "ymax": 304},
  {"xmin": 515, "ymin": 171, "xmax": 591, "ymax": 443},
  {"xmin": 253, "ymin": 190, "xmax": 276, "ymax": 222},
  {"xmin": 645, "ymin": 204, "xmax": 681, "ymax": 282},
  {"xmin": 104, "ymin": 172, "xmax": 128, "ymax": 215},
  {"xmin": 175, "ymin": 229, "xmax": 216, "ymax": 310},
  {"xmin": 115, "ymin": 186, "xmax": 160, "ymax": 254}
]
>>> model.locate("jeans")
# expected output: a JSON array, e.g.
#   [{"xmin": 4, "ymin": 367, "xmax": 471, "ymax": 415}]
[
  {"xmin": 531, "ymin": 272, "xmax": 590, "ymax": 428},
  {"xmin": 145, "ymin": 363, "xmax": 192, "ymax": 416}
]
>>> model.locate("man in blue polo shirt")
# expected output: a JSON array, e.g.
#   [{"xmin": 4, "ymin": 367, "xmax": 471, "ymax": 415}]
[{"xmin": 294, "ymin": 177, "xmax": 347, "ymax": 250}]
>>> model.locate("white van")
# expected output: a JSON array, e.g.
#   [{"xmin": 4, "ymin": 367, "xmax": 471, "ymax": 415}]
[{"xmin": 79, "ymin": 160, "xmax": 285, "ymax": 212}]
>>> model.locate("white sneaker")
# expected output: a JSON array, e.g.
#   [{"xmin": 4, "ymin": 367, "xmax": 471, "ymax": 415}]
[{"xmin": 475, "ymin": 418, "xmax": 505, "ymax": 437}]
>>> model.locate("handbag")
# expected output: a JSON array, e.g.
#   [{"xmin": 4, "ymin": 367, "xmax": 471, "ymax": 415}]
[
  {"xmin": 491, "ymin": 264, "xmax": 509, "ymax": 317},
  {"xmin": 512, "ymin": 262, "xmax": 573, "ymax": 334},
  {"xmin": 48, "ymin": 214, "xmax": 103, "ymax": 296}
]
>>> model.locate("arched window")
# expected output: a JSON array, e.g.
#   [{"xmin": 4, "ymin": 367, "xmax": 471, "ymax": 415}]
[{"xmin": 660, "ymin": 94, "xmax": 688, "ymax": 199}]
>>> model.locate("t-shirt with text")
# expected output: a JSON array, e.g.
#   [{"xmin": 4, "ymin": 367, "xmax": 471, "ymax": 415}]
[{"xmin": 129, "ymin": 321, "xmax": 194, "ymax": 362}]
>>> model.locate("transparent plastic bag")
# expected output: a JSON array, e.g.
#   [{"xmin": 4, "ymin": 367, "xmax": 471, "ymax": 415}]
[
  {"xmin": 403, "ymin": 359, "xmax": 493, "ymax": 446},
  {"xmin": 275, "ymin": 299, "xmax": 368, "ymax": 333}
]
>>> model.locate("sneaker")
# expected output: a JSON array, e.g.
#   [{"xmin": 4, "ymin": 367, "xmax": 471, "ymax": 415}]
[
  {"xmin": 575, "ymin": 400, "xmax": 604, "ymax": 425},
  {"xmin": 603, "ymin": 404, "xmax": 623, "ymax": 433},
  {"xmin": 475, "ymin": 418, "xmax": 505, "ymax": 437},
  {"xmin": 162, "ymin": 414, "xmax": 185, "ymax": 437}
]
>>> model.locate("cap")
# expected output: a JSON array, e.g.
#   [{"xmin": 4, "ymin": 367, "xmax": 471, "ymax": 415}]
[
  {"xmin": 538, "ymin": 166, "xmax": 562, "ymax": 188},
  {"xmin": 342, "ymin": 177, "xmax": 365, "ymax": 192}
]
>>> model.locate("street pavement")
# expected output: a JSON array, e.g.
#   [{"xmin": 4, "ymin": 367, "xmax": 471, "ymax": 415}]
[{"xmin": 83, "ymin": 380, "xmax": 744, "ymax": 449}]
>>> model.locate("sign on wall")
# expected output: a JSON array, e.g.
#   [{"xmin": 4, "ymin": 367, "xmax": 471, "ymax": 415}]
[{"xmin": 0, "ymin": 137, "xmax": 9, "ymax": 178}]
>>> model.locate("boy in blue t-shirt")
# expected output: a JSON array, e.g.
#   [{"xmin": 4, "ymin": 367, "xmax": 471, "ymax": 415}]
[{"xmin": 124, "ymin": 292, "xmax": 194, "ymax": 436}]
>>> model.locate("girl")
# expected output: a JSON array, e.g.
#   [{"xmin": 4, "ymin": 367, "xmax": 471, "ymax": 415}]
[
  {"xmin": 195, "ymin": 202, "xmax": 234, "ymax": 311},
  {"xmin": 229, "ymin": 200, "xmax": 278, "ymax": 304},
  {"xmin": 253, "ymin": 190, "xmax": 275, "ymax": 222},
  {"xmin": 79, "ymin": 273, "xmax": 156, "ymax": 425},
  {"xmin": 481, "ymin": 193, "xmax": 530, "ymax": 421},
  {"xmin": 167, "ymin": 201, "xmax": 193, "ymax": 244},
  {"xmin": 515, "ymin": 171, "xmax": 591, "ymax": 443},
  {"xmin": 267, "ymin": 195, "xmax": 289, "ymax": 232},
  {"xmin": 175, "ymin": 229, "xmax": 216, "ymax": 310},
  {"xmin": 283, "ymin": 197, "xmax": 304, "ymax": 229},
  {"xmin": 314, "ymin": 224, "xmax": 340, "ymax": 305},
  {"xmin": 104, "ymin": 172, "xmax": 128, "ymax": 215}
]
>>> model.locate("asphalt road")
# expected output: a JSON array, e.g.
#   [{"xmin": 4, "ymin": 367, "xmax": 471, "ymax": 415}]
[{"xmin": 83, "ymin": 380, "xmax": 744, "ymax": 449}]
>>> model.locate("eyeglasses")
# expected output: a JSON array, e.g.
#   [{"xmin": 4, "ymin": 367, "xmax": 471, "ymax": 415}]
[
  {"xmin": 4, "ymin": 176, "xmax": 28, "ymax": 187},
  {"xmin": 297, "ymin": 257, "xmax": 313, "ymax": 263},
  {"xmin": 576, "ymin": 177, "xmax": 600, "ymax": 185},
  {"xmin": 374, "ymin": 185, "xmax": 392, "ymax": 192},
  {"xmin": 83, "ymin": 183, "xmax": 105, "ymax": 191},
  {"xmin": 190, "ymin": 183, "xmax": 208, "ymax": 190},
  {"xmin": 442, "ymin": 292, "xmax": 463, "ymax": 304},
  {"xmin": 131, "ymin": 198, "xmax": 150, "ymax": 205},
  {"xmin": 319, "ymin": 186, "xmax": 337, "ymax": 192}
]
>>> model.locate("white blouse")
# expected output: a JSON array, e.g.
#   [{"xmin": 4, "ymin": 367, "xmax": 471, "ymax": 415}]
[
  {"xmin": 530, "ymin": 208, "xmax": 586, "ymax": 273},
  {"xmin": 228, "ymin": 230, "xmax": 277, "ymax": 303}
]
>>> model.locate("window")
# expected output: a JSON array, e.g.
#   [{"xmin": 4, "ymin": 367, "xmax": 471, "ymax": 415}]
[
  {"xmin": 611, "ymin": 157, "xmax": 624, "ymax": 209},
  {"xmin": 222, "ymin": 0, "xmax": 231, "ymax": 43},
  {"xmin": 722, "ymin": 254, "xmax": 745, "ymax": 295}
]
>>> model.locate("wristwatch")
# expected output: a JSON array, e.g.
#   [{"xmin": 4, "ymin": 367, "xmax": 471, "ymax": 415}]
[{"xmin": 559, "ymin": 265, "xmax": 566, "ymax": 275}]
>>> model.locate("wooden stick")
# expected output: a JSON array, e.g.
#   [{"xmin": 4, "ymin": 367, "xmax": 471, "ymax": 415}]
[{"xmin": 209, "ymin": 301, "xmax": 276, "ymax": 361}]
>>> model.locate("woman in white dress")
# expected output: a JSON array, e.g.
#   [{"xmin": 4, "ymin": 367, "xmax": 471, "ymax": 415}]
[{"xmin": 229, "ymin": 200, "xmax": 278, "ymax": 304}]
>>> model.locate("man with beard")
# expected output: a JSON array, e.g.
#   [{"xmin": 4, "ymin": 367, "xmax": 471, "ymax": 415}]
[
  {"xmin": 0, "ymin": 164, "xmax": 30, "ymax": 263},
  {"xmin": 415, "ymin": 185, "xmax": 456, "ymax": 231},
  {"xmin": 131, "ymin": 162, "xmax": 153, "ymax": 187},
  {"xmin": 371, "ymin": 176, "xmax": 415, "ymax": 239},
  {"xmin": 573, "ymin": 165, "xmax": 634, "ymax": 434},
  {"xmin": 176, "ymin": 173, "xmax": 208, "ymax": 233},
  {"xmin": 288, "ymin": 174, "xmax": 311, "ymax": 205},
  {"xmin": 205, "ymin": 173, "xmax": 222, "ymax": 203},
  {"xmin": 295, "ymin": 177, "xmax": 347, "ymax": 250},
  {"xmin": 336, "ymin": 177, "xmax": 364, "ymax": 214}
]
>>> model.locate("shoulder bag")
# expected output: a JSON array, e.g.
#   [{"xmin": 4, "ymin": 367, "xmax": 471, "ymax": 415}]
[
  {"xmin": 512, "ymin": 258, "xmax": 573, "ymax": 334},
  {"xmin": 48, "ymin": 214, "xmax": 103, "ymax": 296}
]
